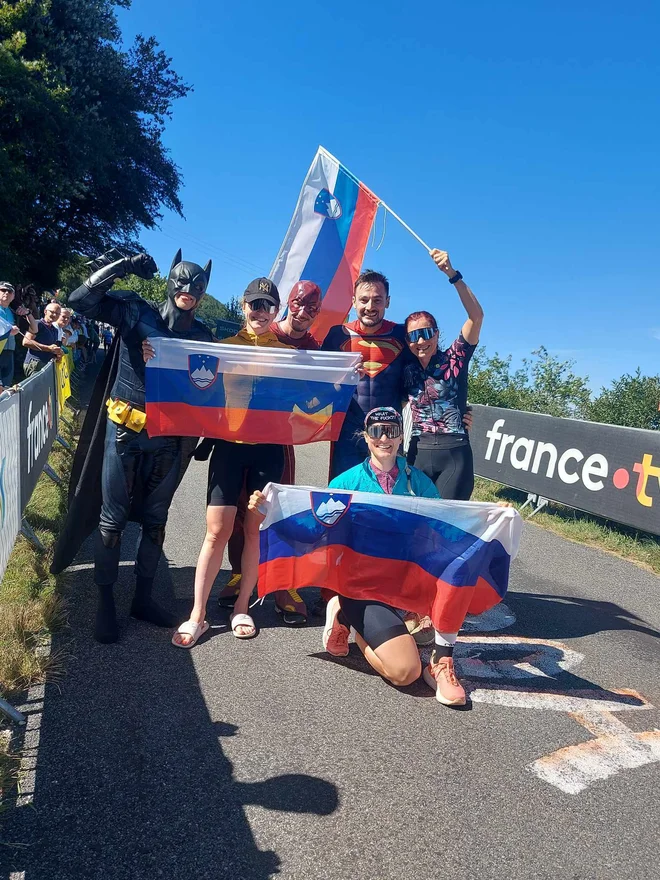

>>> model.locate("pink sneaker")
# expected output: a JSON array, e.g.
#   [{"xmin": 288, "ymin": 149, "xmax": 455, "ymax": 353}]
[
  {"xmin": 423, "ymin": 655, "xmax": 467, "ymax": 706},
  {"xmin": 322, "ymin": 595, "xmax": 349, "ymax": 657}
]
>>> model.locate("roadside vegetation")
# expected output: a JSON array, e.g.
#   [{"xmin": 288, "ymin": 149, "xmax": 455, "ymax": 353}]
[
  {"xmin": 472, "ymin": 477, "xmax": 660, "ymax": 575},
  {"xmin": 0, "ymin": 418, "xmax": 77, "ymax": 810}
]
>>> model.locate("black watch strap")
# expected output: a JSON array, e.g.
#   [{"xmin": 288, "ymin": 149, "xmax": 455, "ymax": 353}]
[{"xmin": 448, "ymin": 271, "xmax": 463, "ymax": 285}]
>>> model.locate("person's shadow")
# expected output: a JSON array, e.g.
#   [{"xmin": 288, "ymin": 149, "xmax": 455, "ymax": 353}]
[
  {"xmin": 1, "ymin": 530, "xmax": 338, "ymax": 880},
  {"xmin": 502, "ymin": 591, "xmax": 660, "ymax": 642}
]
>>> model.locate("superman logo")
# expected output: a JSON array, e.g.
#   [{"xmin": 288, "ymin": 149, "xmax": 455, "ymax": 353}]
[{"xmin": 341, "ymin": 338, "xmax": 403, "ymax": 378}]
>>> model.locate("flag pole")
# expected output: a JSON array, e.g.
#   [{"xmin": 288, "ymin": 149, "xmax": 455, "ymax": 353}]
[{"xmin": 318, "ymin": 146, "xmax": 433, "ymax": 254}]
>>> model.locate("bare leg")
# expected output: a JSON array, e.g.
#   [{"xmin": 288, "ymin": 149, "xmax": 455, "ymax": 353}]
[
  {"xmin": 354, "ymin": 632, "xmax": 421, "ymax": 687},
  {"xmin": 173, "ymin": 504, "xmax": 235, "ymax": 647},
  {"xmin": 230, "ymin": 507, "xmax": 262, "ymax": 636}
]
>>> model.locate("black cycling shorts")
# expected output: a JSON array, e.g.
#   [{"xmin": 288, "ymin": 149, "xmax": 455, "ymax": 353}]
[
  {"xmin": 407, "ymin": 435, "xmax": 474, "ymax": 501},
  {"xmin": 207, "ymin": 439, "xmax": 285, "ymax": 507},
  {"xmin": 338, "ymin": 597, "xmax": 408, "ymax": 651}
]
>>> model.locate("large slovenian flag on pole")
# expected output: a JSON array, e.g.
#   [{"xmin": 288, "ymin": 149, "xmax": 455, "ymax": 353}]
[
  {"xmin": 145, "ymin": 338, "xmax": 361, "ymax": 445},
  {"xmin": 270, "ymin": 146, "xmax": 380, "ymax": 345},
  {"xmin": 257, "ymin": 485, "xmax": 522, "ymax": 632}
]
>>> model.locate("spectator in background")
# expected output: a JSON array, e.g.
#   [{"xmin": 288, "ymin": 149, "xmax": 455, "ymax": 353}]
[
  {"xmin": 56, "ymin": 308, "xmax": 74, "ymax": 345},
  {"xmin": 102, "ymin": 326, "xmax": 113, "ymax": 350},
  {"xmin": 23, "ymin": 301, "xmax": 63, "ymax": 376},
  {"xmin": 1, "ymin": 282, "xmax": 37, "ymax": 391}
]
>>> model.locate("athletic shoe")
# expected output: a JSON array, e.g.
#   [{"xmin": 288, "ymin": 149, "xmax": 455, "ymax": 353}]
[
  {"xmin": 274, "ymin": 588, "xmax": 308, "ymax": 626},
  {"xmin": 403, "ymin": 612, "xmax": 435, "ymax": 646},
  {"xmin": 423, "ymin": 655, "xmax": 467, "ymax": 706},
  {"xmin": 322, "ymin": 595, "xmax": 349, "ymax": 657}
]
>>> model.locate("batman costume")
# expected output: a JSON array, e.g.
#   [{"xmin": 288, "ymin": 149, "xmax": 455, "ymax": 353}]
[{"xmin": 52, "ymin": 249, "xmax": 214, "ymax": 643}]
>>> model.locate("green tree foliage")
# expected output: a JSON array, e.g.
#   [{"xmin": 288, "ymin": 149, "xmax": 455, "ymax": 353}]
[
  {"xmin": 0, "ymin": 0, "xmax": 189, "ymax": 285},
  {"xmin": 469, "ymin": 346, "xmax": 591, "ymax": 418},
  {"xmin": 589, "ymin": 370, "xmax": 660, "ymax": 430}
]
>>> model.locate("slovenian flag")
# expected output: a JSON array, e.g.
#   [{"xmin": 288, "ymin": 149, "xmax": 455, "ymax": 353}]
[
  {"xmin": 0, "ymin": 313, "xmax": 13, "ymax": 356},
  {"xmin": 270, "ymin": 147, "xmax": 380, "ymax": 345},
  {"xmin": 257, "ymin": 485, "xmax": 522, "ymax": 632},
  {"xmin": 145, "ymin": 338, "xmax": 361, "ymax": 444}
]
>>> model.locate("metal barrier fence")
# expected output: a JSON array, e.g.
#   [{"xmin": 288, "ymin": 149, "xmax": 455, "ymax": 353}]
[{"xmin": 0, "ymin": 353, "xmax": 75, "ymax": 582}]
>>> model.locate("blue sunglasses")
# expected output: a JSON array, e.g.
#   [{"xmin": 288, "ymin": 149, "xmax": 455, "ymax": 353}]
[{"xmin": 406, "ymin": 326, "xmax": 436, "ymax": 344}]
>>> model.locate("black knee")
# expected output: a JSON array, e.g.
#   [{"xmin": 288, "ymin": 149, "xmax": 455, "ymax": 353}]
[
  {"xmin": 98, "ymin": 527, "xmax": 121, "ymax": 548},
  {"xmin": 144, "ymin": 524, "xmax": 166, "ymax": 547}
]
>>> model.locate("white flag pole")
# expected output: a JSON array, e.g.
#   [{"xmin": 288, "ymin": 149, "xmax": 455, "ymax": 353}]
[{"xmin": 318, "ymin": 146, "xmax": 433, "ymax": 254}]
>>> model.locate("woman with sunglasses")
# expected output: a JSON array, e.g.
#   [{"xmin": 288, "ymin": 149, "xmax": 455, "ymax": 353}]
[
  {"xmin": 251, "ymin": 406, "xmax": 469, "ymax": 706},
  {"xmin": 172, "ymin": 278, "xmax": 295, "ymax": 647},
  {"xmin": 403, "ymin": 249, "xmax": 483, "ymax": 502}
]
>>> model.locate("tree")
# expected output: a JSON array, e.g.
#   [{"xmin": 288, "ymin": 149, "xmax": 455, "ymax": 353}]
[
  {"xmin": 589, "ymin": 370, "xmax": 660, "ymax": 431},
  {"xmin": 469, "ymin": 346, "xmax": 591, "ymax": 418},
  {"xmin": 0, "ymin": 0, "xmax": 190, "ymax": 285}
]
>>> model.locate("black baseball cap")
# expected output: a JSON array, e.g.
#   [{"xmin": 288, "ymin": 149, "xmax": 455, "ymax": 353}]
[
  {"xmin": 0, "ymin": 281, "xmax": 15, "ymax": 293},
  {"xmin": 364, "ymin": 406, "xmax": 403, "ymax": 430},
  {"xmin": 244, "ymin": 277, "xmax": 280, "ymax": 307}
]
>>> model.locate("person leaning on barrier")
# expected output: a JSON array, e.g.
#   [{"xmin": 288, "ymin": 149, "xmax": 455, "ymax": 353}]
[
  {"xmin": 22, "ymin": 301, "xmax": 63, "ymax": 377},
  {"xmin": 0, "ymin": 281, "xmax": 37, "ymax": 392}
]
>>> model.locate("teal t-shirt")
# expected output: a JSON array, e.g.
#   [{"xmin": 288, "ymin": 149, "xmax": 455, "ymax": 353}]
[{"xmin": 0, "ymin": 305, "xmax": 16, "ymax": 351}]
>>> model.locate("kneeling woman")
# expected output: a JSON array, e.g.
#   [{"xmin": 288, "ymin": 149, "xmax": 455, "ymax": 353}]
[
  {"xmin": 250, "ymin": 406, "xmax": 469, "ymax": 707},
  {"xmin": 173, "ymin": 279, "xmax": 293, "ymax": 647}
]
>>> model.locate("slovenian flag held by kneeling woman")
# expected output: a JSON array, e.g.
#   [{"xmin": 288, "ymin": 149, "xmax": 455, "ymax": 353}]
[
  {"xmin": 145, "ymin": 338, "xmax": 361, "ymax": 445},
  {"xmin": 257, "ymin": 484, "xmax": 522, "ymax": 632}
]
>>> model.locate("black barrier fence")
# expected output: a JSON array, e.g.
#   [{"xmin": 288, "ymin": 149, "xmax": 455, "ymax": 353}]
[
  {"xmin": 470, "ymin": 404, "xmax": 660, "ymax": 536},
  {"xmin": 18, "ymin": 362, "xmax": 59, "ymax": 510}
]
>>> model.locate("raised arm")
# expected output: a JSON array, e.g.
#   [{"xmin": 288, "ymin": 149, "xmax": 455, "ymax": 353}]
[
  {"xmin": 430, "ymin": 249, "xmax": 483, "ymax": 346},
  {"xmin": 68, "ymin": 251, "xmax": 157, "ymax": 326}
]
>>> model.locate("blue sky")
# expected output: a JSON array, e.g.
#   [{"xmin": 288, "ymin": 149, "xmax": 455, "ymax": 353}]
[{"xmin": 118, "ymin": 0, "xmax": 658, "ymax": 392}]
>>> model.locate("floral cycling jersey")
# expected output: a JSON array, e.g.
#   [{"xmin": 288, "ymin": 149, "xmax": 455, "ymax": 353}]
[{"xmin": 403, "ymin": 333, "xmax": 476, "ymax": 437}]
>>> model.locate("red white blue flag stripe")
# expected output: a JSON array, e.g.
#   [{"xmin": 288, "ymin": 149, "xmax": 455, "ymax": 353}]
[
  {"xmin": 257, "ymin": 485, "xmax": 522, "ymax": 631},
  {"xmin": 270, "ymin": 147, "xmax": 380, "ymax": 345},
  {"xmin": 145, "ymin": 338, "xmax": 361, "ymax": 445}
]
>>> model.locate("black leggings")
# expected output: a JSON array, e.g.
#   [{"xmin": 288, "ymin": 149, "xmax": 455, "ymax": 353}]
[
  {"xmin": 339, "ymin": 598, "xmax": 408, "ymax": 650},
  {"xmin": 407, "ymin": 436, "xmax": 474, "ymax": 500}
]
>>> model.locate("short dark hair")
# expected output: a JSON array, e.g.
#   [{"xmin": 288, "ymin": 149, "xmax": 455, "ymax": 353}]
[
  {"xmin": 405, "ymin": 310, "xmax": 437, "ymax": 332},
  {"xmin": 354, "ymin": 270, "xmax": 389, "ymax": 297}
]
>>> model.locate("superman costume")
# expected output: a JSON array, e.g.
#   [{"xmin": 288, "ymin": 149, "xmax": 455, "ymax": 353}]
[{"xmin": 322, "ymin": 319, "xmax": 408, "ymax": 478}]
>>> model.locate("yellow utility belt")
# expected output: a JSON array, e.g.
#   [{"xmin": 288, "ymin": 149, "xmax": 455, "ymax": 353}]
[{"xmin": 106, "ymin": 398, "xmax": 147, "ymax": 433}]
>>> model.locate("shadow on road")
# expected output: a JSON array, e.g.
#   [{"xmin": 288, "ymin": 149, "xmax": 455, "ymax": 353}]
[
  {"xmin": 504, "ymin": 591, "xmax": 660, "ymax": 641},
  {"xmin": 1, "ymin": 541, "xmax": 338, "ymax": 879}
]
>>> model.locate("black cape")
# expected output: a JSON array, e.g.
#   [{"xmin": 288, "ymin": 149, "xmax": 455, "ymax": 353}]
[{"xmin": 50, "ymin": 335, "xmax": 198, "ymax": 575}]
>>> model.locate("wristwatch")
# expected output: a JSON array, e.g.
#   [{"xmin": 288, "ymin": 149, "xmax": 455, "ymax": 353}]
[{"xmin": 448, "ymin": 271, "xmax": 463, "ymax": 284}]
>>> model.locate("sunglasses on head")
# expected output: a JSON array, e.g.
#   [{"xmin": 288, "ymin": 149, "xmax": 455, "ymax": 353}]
[
  {"xmin": 290, "ymin": 299, "xmax": 321, "ymax": 317},
  {"xmin": 406, "ymin": 326, "xmax": 436, "ymax": 344},
  {"xmin": 248, "ymin": 299, "xmax": 277, "ymax": 314},
  {"xmin": 366, "ymin": 423, "xmax": 402, "ymax": 439}
]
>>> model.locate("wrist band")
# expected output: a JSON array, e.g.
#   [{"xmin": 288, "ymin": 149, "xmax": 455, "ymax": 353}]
[{"xmin": 448, "ymin": 271, "xmax": 463, "ymax": 285}]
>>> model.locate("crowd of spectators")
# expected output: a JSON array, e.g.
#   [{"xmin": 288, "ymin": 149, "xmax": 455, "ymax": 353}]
[{"xmin": 0, "ymin": 280, "xmax": 113, "ymax": 395}]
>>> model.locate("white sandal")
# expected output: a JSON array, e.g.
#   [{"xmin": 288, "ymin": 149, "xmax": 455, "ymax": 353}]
[
  {"xmin": 171, "ymin": 619, "xmax": 209, "ymax": 649},
  {"xmin": 230, "ymin": 612, "xmax": 257, "ymax": 640}
]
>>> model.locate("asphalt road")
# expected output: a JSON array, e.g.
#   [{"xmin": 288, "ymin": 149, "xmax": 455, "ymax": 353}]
[{"xmin": 2, "ymin": 441, "xmax": 659, "ymax": 880}]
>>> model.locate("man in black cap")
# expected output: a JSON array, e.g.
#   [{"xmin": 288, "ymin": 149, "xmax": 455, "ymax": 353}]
[{"xmin": 53, "ymin": 249, "xmax": 214, "ymax": 643}]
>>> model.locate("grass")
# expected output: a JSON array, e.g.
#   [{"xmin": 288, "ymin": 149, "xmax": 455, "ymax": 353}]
[
  {"xmin": 0, "ymin": 422, "xmax": 75, "ymax": 697},
  {"xmin": 472, "ymin": 476, "xmax": 660, "ymax": 575},
  {"xmin": 0, "ymin": 410, "xmax": 78, "ymax": 816}
]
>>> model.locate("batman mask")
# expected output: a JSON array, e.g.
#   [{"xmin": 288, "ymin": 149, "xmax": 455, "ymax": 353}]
[{"xmin": 160, "ymin": 249, "xmax": 212, "ymax": 332}]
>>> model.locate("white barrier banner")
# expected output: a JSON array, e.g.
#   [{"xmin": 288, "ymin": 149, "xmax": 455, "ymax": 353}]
[{"xmin": 0, "ymin": 392, "xmax": 21, "ymax": 582}]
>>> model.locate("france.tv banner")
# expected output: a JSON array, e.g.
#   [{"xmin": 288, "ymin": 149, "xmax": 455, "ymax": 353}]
[
  {"xmin": 19, "ymin": 361, "xmax": 59, "ymax": 511},
  {"xmin": 470, "ymin": 405, "xmax": 660, "ymax": 535}
]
